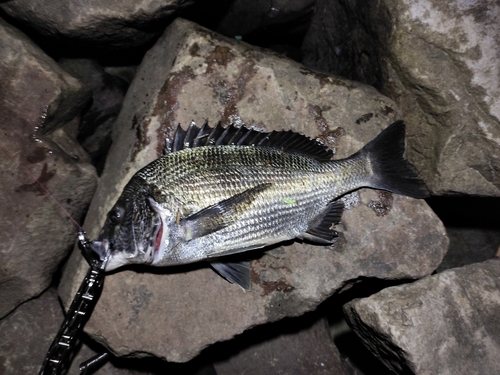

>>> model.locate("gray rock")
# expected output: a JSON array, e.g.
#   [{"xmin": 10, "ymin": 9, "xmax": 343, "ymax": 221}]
[
  {"xmin": 0, "ymin": 18, "xmax": 98, "ymax": 318},
  {"xmin": 383, "ymin": 0, "xmax": 500, "ymax": 196},
  {"xmin": 59, "ymin": 18, "xmax": 448, "ymax": 362},
  {"xmin": 344, "ymin": 259, "xmax": 500, "ymax": 375},
  {"xmin": 0, "ymin": 0, "xmax": 195, "ymax": 48},
  {"xmin": 303, "ymin": 0, "xmax": 500, "ymax": 196},
  {"xmin": 214, "ymin": 317, "xmax": 347, "ymax": 375},
  {"xmin": 59, "ymin": 58, "xmax": 129, "ymax": 171}
]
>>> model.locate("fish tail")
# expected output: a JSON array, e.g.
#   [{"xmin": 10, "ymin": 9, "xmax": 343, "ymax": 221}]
[{"xmin": 360, "ymin": 120, "xmax": 429, "ymax": 198}]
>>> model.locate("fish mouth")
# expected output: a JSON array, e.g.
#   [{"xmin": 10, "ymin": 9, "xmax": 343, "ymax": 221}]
[{"xmin": 88, "ymin": 239, "xmax": 110, "ymax": 267}]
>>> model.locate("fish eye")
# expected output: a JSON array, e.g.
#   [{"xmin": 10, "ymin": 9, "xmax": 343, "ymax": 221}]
[{"xmin": 108, "ymin": 207, "xmax": 122, "ymax": 226}]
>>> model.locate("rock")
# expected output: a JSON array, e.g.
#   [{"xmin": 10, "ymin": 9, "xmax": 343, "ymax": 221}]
[
  {"xmin": 214, "ymin": 316, "xmax": 347, "ymax": 375},
  {"xmin": 0, "ymin": 288, "xmax": 63, "ymax": 374},
  {"xmin": 302, "ymin": 0, "xmax": 384, "ymax": 88},
  {"xmin": 59, "ymin": 58, "xmax": 129, "ymax": 173},
  {"xmin": 215, "ymin": 0, "xmax": 315, "ymax": 38},
  {"xmin": 437, "ymin": 227, "xmax": 500, "ymax": 272},
  {"xmin": 302, "ymin": 0, "xmax": 500, "ymax": 196},
  {"xmin": 0, "ymin": 287, "xmax": 208, "ymax": 375},
  {"xmin": 344, "ymin": 259, "xmax": 500, "ymax": 375},
  {"xmin": 0, "ymin": 18, "xmax": 98, "ymax": 318},
  {"xmin": 0, "ymin": 0, "xmax": 195, "ymax": 49},
  {"xmin": 104, "ymin": 66, "xmax": 138, "ymax": 86},
  {"xmin": 425, "ymin": 196, "xmax": 500, "ymax": 272},
  {"xmin": 59, "ymin": 18, "xmax": 448, "ymax": 362}
]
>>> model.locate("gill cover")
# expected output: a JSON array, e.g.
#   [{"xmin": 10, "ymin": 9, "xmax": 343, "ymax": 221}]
[{"xmin": 92, "ymin": 177, "xmax": 160, "ymax": 271}]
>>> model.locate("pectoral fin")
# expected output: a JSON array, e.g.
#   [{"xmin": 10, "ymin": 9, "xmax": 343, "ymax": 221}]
[
  {"xmin": 181, "ymin": 183, "xmax": 272, "ymax": 241},
  {"xmin": 210, "ymin": 260, "xmax": 251, "ymax": 291}
]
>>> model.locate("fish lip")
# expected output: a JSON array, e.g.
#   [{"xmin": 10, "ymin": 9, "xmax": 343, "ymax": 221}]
[{"xmin": 89, "ymin": 239, "xmax": 110, "ymax": 267}]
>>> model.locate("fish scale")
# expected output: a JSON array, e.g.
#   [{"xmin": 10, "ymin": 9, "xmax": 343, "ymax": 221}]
[{"xmin": 89, "ymin": 121, "xmax": 429, "ymax": 290}]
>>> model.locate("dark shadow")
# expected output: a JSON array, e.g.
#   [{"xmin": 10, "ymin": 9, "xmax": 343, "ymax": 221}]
[{"xmin": 426, "ymin": 196, "xmax": 500, "ymax": 229}]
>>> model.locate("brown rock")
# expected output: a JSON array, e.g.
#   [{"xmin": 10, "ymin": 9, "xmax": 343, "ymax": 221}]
[
  {"xmin": 59, "ymin": 18, "xmax": 448, "ymax": 362},
  {"xmin": 344, "ymin": 259, "xmax": 500, "ymax": 375},
  {"xmin": 0, "ymin": 18, "xmax": 97, "ymax": 318}
]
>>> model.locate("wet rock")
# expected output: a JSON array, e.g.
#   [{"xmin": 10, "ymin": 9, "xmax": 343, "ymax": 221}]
[
  {"xmin": 214, "ymin": 316, "xmax": 347, "ymax": 375},
  {"xmin": 59, "ymin": 18, "xmax": 448, "ymax": 362},
  {"xmin": 302, "ymin": 0, "xmax": 500, "ymax": 196},
  {"xmin": 0, "ymin": 19, "xmax": 97, "ymax": 318},
  {"xmin": 344, "ymin": 259, "xmax": 500, "ymax": 375},
  {"xmin": 0, "ymin": 0, "xmax": 195, "ymax": 48},
  {"xmin": 59, "ymin": 58, "xmax": 129, "ymax": 172}
]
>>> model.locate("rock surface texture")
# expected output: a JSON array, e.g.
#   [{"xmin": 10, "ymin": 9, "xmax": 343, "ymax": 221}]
[
  {"xmin": 344, "ymin": 259, "xmax": 500, "ymax": 375},
  {"xmin": 59, "ymin": 58, "xmax": 129, "ymax": 171},
  {"xmin": 303, "ymin": 0, "xmax": 500, "ymax": 196},
  {"xmin": 0, "ymin": 0, "xmax": 195, "ymax": 48},
  {"xmin": 214, "ymin": 317, "xmax": 347, "ymax": 375},
  {"xmin": 0, "ymin": 18, "xmax": 97, "ymax": 318},
  {"xmin": 59, "ymin": 19, "xmax": 448, "ymax": 362},
  {"xmin": 0, "ymin": 289, "xmax": 63, "ymax": 374},
  {"xmin": 0, "ymin": 288, "xmax": 176, "ymax": 375}
]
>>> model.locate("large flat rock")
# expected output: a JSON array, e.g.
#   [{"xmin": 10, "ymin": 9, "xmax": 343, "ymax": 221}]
[
  {"xmin": 344, "ymin": 259, "xmax": 500, "ymax": 375},
  {"xmin": 60, "ymin": 18, "xmax": 448, "ymax": 362}
]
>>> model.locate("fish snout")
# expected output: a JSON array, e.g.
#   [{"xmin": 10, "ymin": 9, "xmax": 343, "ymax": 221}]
[{"xmin": 88, "ymin": 239, "xmax": 110, "ymax": 266}]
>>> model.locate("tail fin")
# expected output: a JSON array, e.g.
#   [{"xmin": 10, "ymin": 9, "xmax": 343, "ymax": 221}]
[{"xmin": 361, "ymin": 121, "xmax": 429, "ymax": 199}]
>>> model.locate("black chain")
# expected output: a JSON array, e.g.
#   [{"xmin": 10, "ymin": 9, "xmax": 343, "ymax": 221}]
[{"xmin": 39, "ymin": 232, "xmax": 106, "ymax": 375}]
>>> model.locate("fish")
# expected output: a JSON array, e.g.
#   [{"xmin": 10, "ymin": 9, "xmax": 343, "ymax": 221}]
[{"xmin": 89, "ymin": 120, "xmax": 428, "ymax": 290}]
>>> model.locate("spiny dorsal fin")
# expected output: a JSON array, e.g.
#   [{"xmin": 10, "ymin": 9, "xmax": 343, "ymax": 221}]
[{"xmin": 165, "ymin": 122, "xmax": 333, "ymax": 162}]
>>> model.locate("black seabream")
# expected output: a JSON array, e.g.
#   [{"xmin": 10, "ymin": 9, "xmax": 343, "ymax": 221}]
[{"xmin": 89, "ymin": 121, "xmax": 428, "ymax": 290}]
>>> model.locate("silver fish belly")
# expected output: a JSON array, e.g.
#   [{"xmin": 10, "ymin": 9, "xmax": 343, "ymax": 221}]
[{"xmin": 90, "ymin": 121, "xmax": 428, "ymax": 290}]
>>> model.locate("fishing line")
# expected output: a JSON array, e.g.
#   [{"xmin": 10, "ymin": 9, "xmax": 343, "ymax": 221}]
[{"xmin": 0, "ymin": 136, "xmax": 84, "ymax": 231}]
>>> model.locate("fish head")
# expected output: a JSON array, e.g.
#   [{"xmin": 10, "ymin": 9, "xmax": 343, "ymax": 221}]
[{"xmin": 89, "ymin": 177, "xmax": 164, "ymax": 272}]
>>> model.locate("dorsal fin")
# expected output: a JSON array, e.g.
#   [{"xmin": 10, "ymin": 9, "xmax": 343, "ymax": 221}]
[{"xmin": 165, "ymin": 122, "xmax": 333, "ymax": 161}]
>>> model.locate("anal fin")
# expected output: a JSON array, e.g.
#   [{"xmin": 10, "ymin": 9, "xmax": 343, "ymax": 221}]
[
  {"xmin": 210, "ymin": 261, "xmax": 251, "ymax": 291},
  {"xmin": 299, "ymin": 200, "xmax": 344, "ymax": 244}
]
